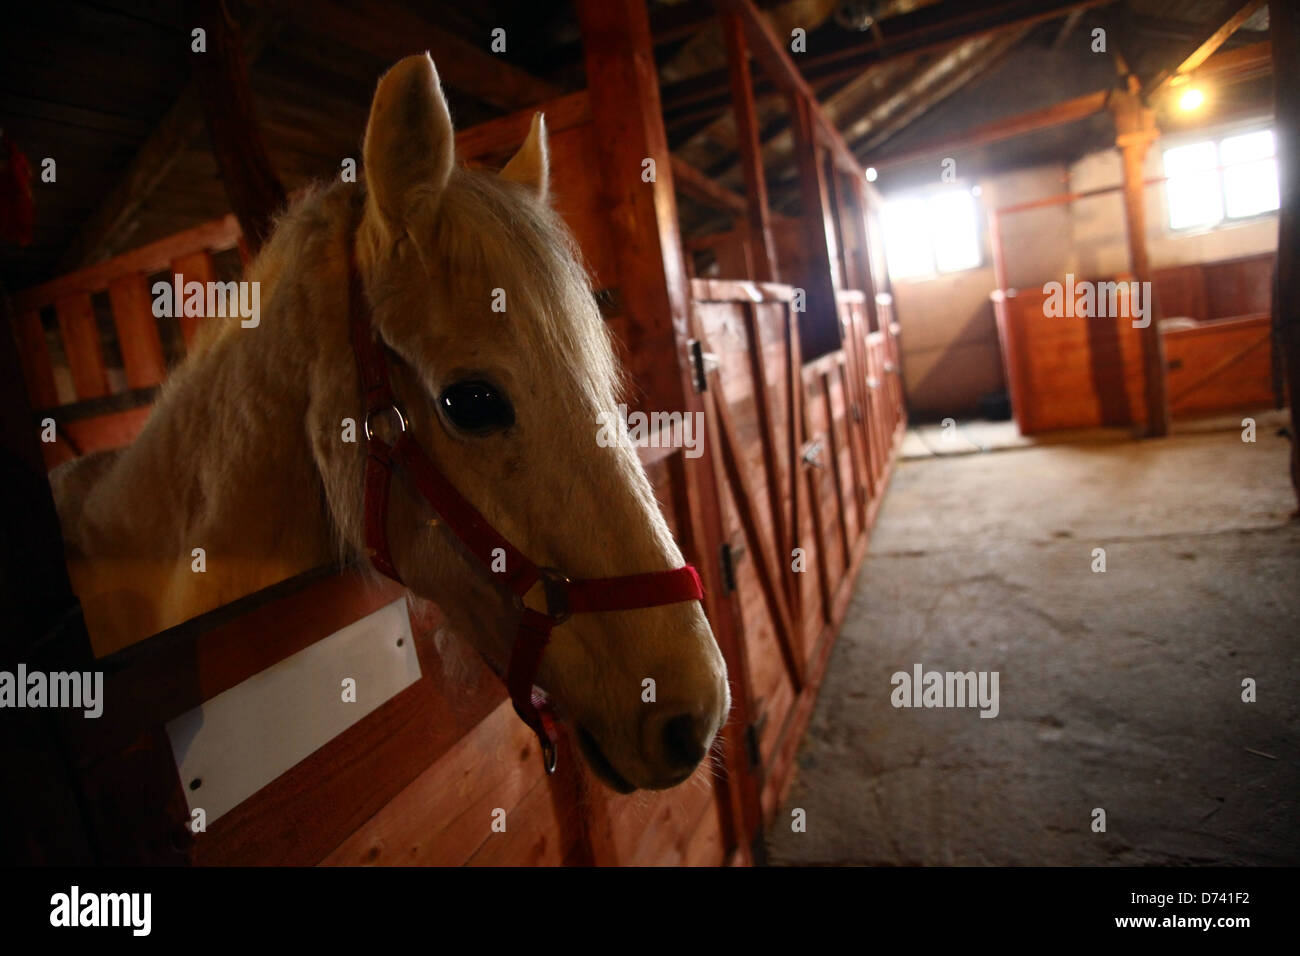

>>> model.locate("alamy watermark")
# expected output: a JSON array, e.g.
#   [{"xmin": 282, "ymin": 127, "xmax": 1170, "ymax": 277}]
[
  {"xmin": 596, "ymin": 404, "xmax": 704, "ymax": 459},
  {"xmin": 50, "ymin": 886, "xmax": 150, "ymax": 935},
  {"xmin": 890, "ymin": 663, "xmax": 999, "ymax": 718},
  {"xmin": 0, "ymin": 664, "xmax": 103, "ymax": 718},
  {"xmin": 152, "ymin": 273, "xmax": 260, "ymax": 328},
  {"xmin": 1042, "ymin": 274, "xmax": 1151, "ymax": 328}
]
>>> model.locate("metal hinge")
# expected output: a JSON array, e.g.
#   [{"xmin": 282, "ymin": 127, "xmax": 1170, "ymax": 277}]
[
  {"xmin": 688, "ymin": 339, "xmax": 720, "ymax": 393},
  {"xmin": 720, "ymin": 539, "xmax": 747, "ymax": 594}
]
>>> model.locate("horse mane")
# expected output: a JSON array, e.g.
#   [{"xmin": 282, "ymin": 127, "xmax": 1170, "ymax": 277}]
[
  {"xmin": 369, "ymin": 166, "xmax": 628, "ymax": 414},
  {"xmin": 185, "ymin": 165, "xmax": 625, "ymax": 419}
]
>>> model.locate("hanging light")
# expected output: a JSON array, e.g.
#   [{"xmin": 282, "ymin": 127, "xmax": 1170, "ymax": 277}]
[{"xmin": 1178, "ymin": 87, "xmax": 1206, "ymax": 112}]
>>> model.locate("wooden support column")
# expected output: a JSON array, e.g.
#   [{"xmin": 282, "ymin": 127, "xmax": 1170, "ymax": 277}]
[
  {"xmin": 1110, "ymin": 84, "xmax": 1169, "ymax": 437},
  {"xmin": 575, "ymin": 0, "xmax": 765, "ymax": 863},
  {"xmin": 0, "ymin": 293, "xmax": 98, "ymax": 863},
  {"xmin": 790, "ymin": 95, "xmax": 844, "ymax": 360},
  {"xmin": 720, "ymin": 11, "xmax": 776, "ymax": 281},
  {"xmin": 187, "ymin": 0, "xmax": 286, "ymax": 255},
  {"xmin": 1271, "ymin": 0, "xmax": 1300, "ymax": 512}
]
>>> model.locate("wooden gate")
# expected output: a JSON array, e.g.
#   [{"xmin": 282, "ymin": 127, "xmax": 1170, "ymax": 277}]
[{"xmin": 691, "ymin": 279, "xmax": 904, "ymax": 818}]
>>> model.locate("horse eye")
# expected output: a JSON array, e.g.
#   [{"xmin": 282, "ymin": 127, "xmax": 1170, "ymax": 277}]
[{"xmin": 439, "ymin": 380, "xmax": 514, "ymax": 434}]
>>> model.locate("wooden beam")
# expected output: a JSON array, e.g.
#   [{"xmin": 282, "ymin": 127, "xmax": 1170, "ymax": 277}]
[
  {"xmin": 60, "ymin": 15, "xmax": 274, "ymax": 269},
  {"xmin": 1191, "ymin": 39, "xmax": 1272, "ymax": 83},
  {"xmin": 1270, "ymin": 0, "xmax": 1300, "ymax": 512},
  {"xmin": 720, "ymin": 11, "xmax": 776, "ymax": 281},
  {"xmin": 868, "ymin": 89, "xmax": 1111, "ymax": 168},
  {"xmin": 574, "ymin": 0, "xmax": 764, "ymax": 861},
  {"xmin": 666, "ymin": 0, "xmax": 1109, "ymax": 121},
  {"xmin": 187, "ymin": 0, "xmax": 287, "ymax": 254},
  {"xmin": 1109, "ymin": 84, "xmax": 1168, "ymax": 438},
  {"xmin": 670, "ymin": 156, "xmax": 748, "ymax": 217},
  {"xmin": 713, "ymin": 0, "xmax": 860, "ymax": 175},
  {"xmin": 1150, "ymin": 0, "xmax": 1267, "ymax": 93},
  {"xmin": 790, "ymin": 94, "xmax": 844, "ymax": 359},
  {"xmin": 850, "ymin": 26, "xmax": 1030, "ymax": 160}
]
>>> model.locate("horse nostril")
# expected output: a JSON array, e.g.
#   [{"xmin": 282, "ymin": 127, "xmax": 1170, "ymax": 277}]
[{"xmin": 662, "ymin": 713, "xmax": 706, "ymax": 769}]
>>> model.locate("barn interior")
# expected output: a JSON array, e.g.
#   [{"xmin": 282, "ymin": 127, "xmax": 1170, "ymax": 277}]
[{"xmin": 1, "ymin": 0, "xmax": 1296, "ymax": 866}]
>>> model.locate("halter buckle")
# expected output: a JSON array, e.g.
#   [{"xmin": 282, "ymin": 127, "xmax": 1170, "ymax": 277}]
[
  {"xmin": 537, "ymin": 566, "xmax": 572, "ymax": 624},
  {"xmin": 364, "ymin": 403, "xmax": 408, "ymax": 443}
]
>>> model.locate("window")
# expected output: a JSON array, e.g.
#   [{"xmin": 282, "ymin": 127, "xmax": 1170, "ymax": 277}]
[
  {"xmin": 881, "ymin": 187, "xmax": 982, "ymax": 280},
  {"xmin": 1163, "ymin": 128, "xmax": 1279, "ymax": 230}
]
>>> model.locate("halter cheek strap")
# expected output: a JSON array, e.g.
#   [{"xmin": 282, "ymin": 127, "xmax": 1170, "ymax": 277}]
[{"xmin": 347, "ymin": 259, "xmax": 705, "ymax": 773}]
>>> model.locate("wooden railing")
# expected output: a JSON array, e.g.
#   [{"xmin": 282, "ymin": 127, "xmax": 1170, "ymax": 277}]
[{"xmin": 9, "ymin": 212, "xmax": 246, "ymax": 468}]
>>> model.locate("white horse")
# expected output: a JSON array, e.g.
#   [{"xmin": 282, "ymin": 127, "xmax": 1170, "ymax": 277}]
[{"xmin": 52, "ymin": 54, "xmax": 729, "ymax": 792}]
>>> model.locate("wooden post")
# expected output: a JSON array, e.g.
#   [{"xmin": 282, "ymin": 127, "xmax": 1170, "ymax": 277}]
[
  {"xmin": 720, "ymin": 11, "xmax": 776, "ymax": 282},
  {"xmin": 989, "ymin": 209, "xmax": 1009, "ymax": 294},
  {"xmin": 1271, "ymin": 0, "xmax": 1300, "ymax": 512},
  {"xmin": 790, "ymin": 94, "xmax": 845, "ymax": 360},
  {"xmin": 1110, "ymin": 84, "xmax": 1169, "ymax": 437},
  {"xmin": 187, "ymin": 0, "xmax": 287, "ymax": 254},
  {"xmin": 575, "ymin": 0, "xmax": 765, "ymax": 863},
  {"xmin": 0, "ymin": 294, "xmax": 98, "ymax": 863}
]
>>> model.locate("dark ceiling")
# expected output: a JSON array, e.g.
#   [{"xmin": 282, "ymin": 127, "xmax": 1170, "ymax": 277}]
[{"xmin": 0, "ymin": 0, "xmax": 1278, "ymax": 291}]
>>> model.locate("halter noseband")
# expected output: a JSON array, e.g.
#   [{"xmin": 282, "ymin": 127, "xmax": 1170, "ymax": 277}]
[{"xmin": 347, "ymin": 258, "xmax": 705, "ymax": 774}]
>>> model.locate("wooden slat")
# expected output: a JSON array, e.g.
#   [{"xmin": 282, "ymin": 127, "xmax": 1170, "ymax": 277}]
[
  {"xmin": 820, "ymin": 371, "xmax": 852, "ymax": 558},
  {"xmin": 170, "ymin": 250, "xmax": 217, "ymax": 348},
  {"xmin": 107, "ymin": 273, "xmax": 167, "ymax": 388},
  {"xmin": 741, "ymin": 301, "xmax": 788, "ymax": 570},
  {"xmin": 837, "ymin": 359, "xmax": 869, "ymax": 526},
  {"xmin": 11, "ymin": 310, "xmax": 60, "ymax": 409},
  {"xmin": 455, "ymin": 91, "xmax": 592, "ymax": 162},
  {"xmin": 799, "ymin": 380, "xmax": 833, "ymax": 627},
  {"xmin": 704, "ymin": 357, "xmax": 805, "ymax": 692},
  {"xmin": 721, "ymin": 9, "xmax": 776, "ymax": 281},
  {"xmin": 54, "ymin": 293, "xmax": 109, "ymax": 400},
  {"xmin": 13, "ymin": 213, "xmax": 242, "ymax": 314},
  {"xmin": 39, "ymin": 406, "xmax": 152, "ymax": 471}
]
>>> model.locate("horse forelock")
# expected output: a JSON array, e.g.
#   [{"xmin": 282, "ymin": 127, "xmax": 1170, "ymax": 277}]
[{"xmin": 402, "ymin": 168, "xmax": 625, "ymax": 413}]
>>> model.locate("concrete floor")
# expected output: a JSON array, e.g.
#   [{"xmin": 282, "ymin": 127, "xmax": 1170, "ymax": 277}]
[{"xmin": 769, "ymin": 412, "xmax": 1300, "ymax": 865}]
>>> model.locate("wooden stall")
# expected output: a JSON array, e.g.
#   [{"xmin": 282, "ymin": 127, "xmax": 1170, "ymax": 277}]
[
  {"xmin": 993, "ymin": 253, "xmax": 1279, "ymax": 435},
  {"xmin": 5, "ymin": 0, "xmax": 905, "ymax": 866}
]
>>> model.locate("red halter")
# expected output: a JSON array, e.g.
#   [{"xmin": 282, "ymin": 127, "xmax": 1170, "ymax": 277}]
[{"xmin": 347, "ymin": 259, "xmax": 705, "ymax": 773}]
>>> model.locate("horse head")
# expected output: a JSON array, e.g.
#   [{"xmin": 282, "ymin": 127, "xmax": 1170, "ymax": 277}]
[{"xmin": 325, "ymin": 54, "xmax": 728, "ymax": 792}]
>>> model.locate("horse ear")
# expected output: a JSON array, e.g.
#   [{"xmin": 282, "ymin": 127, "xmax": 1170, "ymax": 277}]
[
  {"xmin": 362, "ymin": 54, "xmax": 455, "ymax": 231},
  {"xmin": 500, "ymin": 112, "xmax": 549, "ymax": 202}
]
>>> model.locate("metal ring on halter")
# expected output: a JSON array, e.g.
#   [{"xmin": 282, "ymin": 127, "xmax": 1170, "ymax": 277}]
[
  {"xmin": 511, "ymin": 566, "xmax": 573, "ymax": 623},
  {"xmin": 540, "ymin": 736, "xmax": 558, "ymax": 774},
  {"xmin": 537, "ymin": 566, "xmax": 573, "ymax": 624},
  {"xmin": 364, "ymin": 403, "xmax": 408, "ymax": 442}
]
